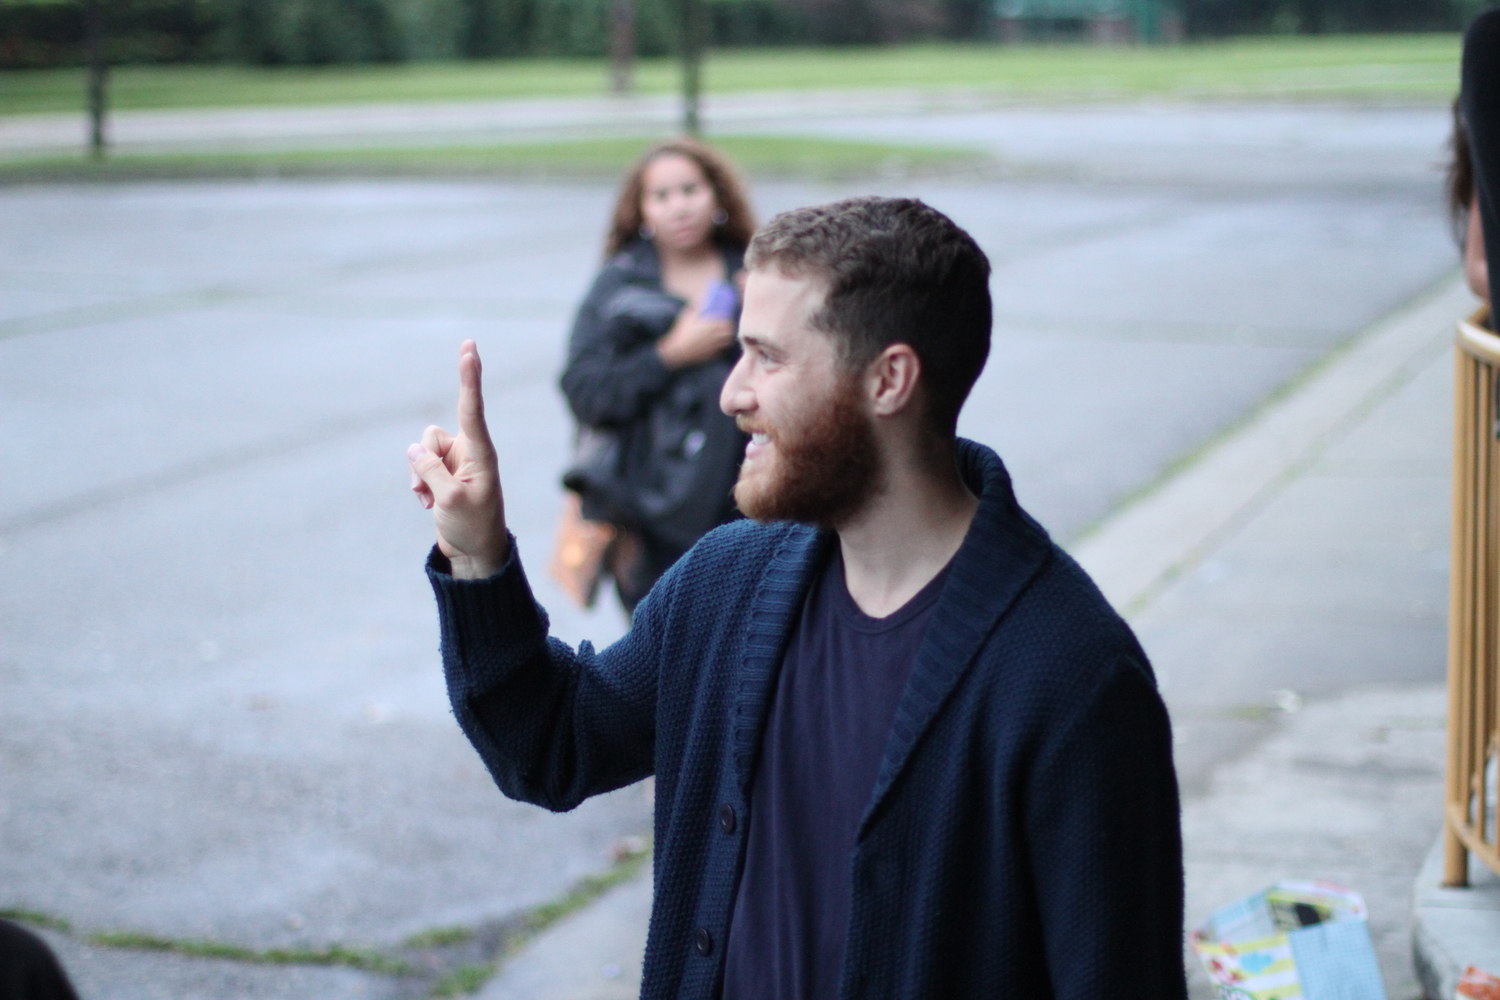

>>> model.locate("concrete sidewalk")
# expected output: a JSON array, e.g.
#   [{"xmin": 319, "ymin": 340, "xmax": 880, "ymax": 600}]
[
  {"xmin": 480, "ymin": 276, "xmax": 1472, "ymax": 999},
  {"xmin": 1082, "ymin": 275, "xmax": 1467, "ymax": 998}
]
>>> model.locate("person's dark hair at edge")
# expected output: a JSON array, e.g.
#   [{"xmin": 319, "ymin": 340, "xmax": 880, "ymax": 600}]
[
  {"xmin": 1450, "ymin": 96, "xmax": 1475, "ymax": 246},
  {"xmin": 746, "ymin": 196, "xmax": 992, "ymax": 437},
  {"xmin": 605, "ymin": 138, "xmax": 756, "ymax": 258},
  {"xmin": 1463, "ymin": 6, "xmax": 1500, "ymax": 309}
]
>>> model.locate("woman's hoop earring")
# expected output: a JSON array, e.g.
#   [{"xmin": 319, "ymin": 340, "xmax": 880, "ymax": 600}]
[
  {"xmin": 639, "ymin": 223, "xmax": 655, "ymax": 239},
  {"xmin": 712, "ymin": 209, "xmax": 728, "ymax": 226}
]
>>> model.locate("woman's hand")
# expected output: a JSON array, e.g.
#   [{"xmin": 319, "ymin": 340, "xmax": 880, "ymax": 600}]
[
  {"xmin": 656, "ymin": 306, "xmax": 735, "ymax": 369},
  {"xmin": 408, "ymin": 340, "xmax": 510, "ymax": 579}
]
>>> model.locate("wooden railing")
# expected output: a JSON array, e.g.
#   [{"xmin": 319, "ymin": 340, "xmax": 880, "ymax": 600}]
[{"xmin": 1446, "ymin": 305, "xmax": 1500, "ymax": 885}]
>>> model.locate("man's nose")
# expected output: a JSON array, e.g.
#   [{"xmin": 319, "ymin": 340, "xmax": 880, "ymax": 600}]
[{"xmin": 720, "ymin": 357, "xmax": 752, "ymax": 417}]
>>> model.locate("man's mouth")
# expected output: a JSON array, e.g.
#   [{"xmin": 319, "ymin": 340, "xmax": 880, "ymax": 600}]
[{"xmin": 744, "ymin": 431, "xmax": 770, "ymax": 461}]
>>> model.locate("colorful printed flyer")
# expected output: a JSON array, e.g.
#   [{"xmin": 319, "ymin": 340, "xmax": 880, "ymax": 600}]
[{"xmin": 1190, "ymin": 881, "xmax": 1387, "ymax": 1000}]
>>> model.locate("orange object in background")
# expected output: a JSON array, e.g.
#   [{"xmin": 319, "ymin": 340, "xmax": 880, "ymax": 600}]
[
  {"xmin": 1458, "ymin": 966, "xmax": 1500, "ymax": 1000},
  {"xmin": 548, "ymin": 492, "xmax": 617, "ymax": 609}
]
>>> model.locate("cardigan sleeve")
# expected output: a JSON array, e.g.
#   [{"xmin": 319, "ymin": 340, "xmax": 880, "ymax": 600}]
[
  {"xmin": 1023, "ymin": 656, "xmax": 1188, "ymax": 1000},
  {"xmin": 426, "ymin": 538, "xmax": 664, "ymax": 811},
  {"xmin": 559, "ymin": 265, "xmax": 676, "ymax": 428}
]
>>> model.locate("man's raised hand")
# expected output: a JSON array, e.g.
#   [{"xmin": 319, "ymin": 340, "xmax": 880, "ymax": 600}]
[{"xmin": 408, "ymin": 340, "xmax": 510, "ymax": 579}]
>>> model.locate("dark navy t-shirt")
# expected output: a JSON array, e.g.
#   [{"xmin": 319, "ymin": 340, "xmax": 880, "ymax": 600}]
[{"xmin": 721, "ymin": 546, "xmax": 951, "ymax": 1000}]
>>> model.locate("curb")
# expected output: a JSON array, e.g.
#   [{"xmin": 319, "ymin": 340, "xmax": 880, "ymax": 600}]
[
  {"xmin": 1412, "ymin": 836, "xmax": 1500, "ymax": 999},
  {"xmin": 1070, "ymin": 273, "xmax": 1475, "ymax": 618}
]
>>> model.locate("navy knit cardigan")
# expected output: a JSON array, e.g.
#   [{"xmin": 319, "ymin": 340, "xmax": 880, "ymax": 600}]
[{"xmin": 427, "ymin": 440, "xmax": 1187, "ymax": 1000}]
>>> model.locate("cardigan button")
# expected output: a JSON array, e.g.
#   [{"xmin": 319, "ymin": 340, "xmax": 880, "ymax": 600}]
[
  {"xmin": 718, "ymin": 804, "xmax": 737, "ymax": 834},
  {"xmin": 694, "ymin": 927, "xmax": 714, "ymax": 956}
]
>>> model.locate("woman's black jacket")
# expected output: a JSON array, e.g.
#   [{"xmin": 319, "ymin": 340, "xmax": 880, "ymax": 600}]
[{"xmin": 559, "ymin": 238, "xmax": 747, "ymax": 548}]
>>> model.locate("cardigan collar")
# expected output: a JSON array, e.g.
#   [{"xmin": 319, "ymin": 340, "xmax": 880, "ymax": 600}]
[
  {"xmin": 858, "ymin": 439, "xmax": 1053, "ymax": 836},
  {"xmin": 728, "ymin": 440, "xmax": 1055, "ymax": 813}
]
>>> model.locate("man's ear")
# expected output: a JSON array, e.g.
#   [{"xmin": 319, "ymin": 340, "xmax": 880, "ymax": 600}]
[{"xmin": 867, "ymin": 343, "xmax": 922, "ymax": 417}]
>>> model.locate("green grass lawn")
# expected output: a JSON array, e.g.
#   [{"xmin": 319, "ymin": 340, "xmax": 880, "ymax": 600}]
[
  {"xmin": 0, "ymin": 34, "xmax": 1461, "ymax": 116},
  {"xmin": 0, "ymin": 134, "xmax": 989, "ymax": 183}
]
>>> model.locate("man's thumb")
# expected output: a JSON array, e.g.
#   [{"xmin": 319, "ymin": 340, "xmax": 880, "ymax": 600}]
[{"xmin": 408, "ymin": 443, "xmax": 456, "ymax": 501}]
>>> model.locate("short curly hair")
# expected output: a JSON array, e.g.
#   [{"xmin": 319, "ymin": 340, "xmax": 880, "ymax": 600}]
[{"xmin": 746, "ymin": 197, "xmax": 992, "ymax": 436}]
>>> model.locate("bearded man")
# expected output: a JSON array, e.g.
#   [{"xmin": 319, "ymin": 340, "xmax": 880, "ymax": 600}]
[{"xmin": 408, "ymin": 198, "xmax": 1187, "ymax": 999}]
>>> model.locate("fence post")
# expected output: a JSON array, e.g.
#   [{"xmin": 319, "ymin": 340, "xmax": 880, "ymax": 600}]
[
  {"xmin": 611, "ymin": 0, "xmax": 635, "ymax": 94},
  {"xmin": 84, "ymin": 0, "xmax": 107, "ymax": 159},
  {"xmin": 679, "ymin": 0, "xmax": 704, "ymax": 134}
]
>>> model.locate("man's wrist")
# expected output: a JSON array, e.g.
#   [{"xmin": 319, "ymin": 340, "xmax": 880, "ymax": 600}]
[{"xmin": 446, "ymin": 537, "xmax": 512, "ymax": 580}]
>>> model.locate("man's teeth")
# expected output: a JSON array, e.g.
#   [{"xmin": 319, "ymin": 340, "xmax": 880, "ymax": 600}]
[{"xmin": 751, "ymin": 433, "xmax": 769, "ymax": 444}]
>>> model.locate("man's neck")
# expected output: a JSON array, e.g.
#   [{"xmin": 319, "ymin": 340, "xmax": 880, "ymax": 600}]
[{"xmin": 836, "ymin": 453, "xmax": 979, "ymax": 619}]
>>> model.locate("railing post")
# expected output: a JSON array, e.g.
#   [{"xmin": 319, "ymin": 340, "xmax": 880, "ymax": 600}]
[
  {"xmin": 1447, "ymin": 346, "xmax": 1473, "ymax": 886},
  {"xmin": 1475, "ymin": 355, "xmax": 1490, "ymax": 857}
]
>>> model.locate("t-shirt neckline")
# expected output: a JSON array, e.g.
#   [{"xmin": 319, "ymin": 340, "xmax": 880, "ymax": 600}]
[{"xmin": 826, "ymin": 545, "xmax": 955, "ymax": 634}]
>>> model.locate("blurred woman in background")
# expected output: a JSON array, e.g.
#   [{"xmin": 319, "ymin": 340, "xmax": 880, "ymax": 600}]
[{"xmin": 555, "ymin": 139, "xmax": 757, "ymax": 613}]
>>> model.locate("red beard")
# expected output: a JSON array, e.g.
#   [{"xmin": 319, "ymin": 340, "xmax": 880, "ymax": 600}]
[{"xmin": 734, "ymin": 375, "xmax": 881, "ymax": 528}]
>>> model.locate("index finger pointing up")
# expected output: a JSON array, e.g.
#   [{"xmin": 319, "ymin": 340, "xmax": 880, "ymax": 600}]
[{"xmin": 457, "ymin": 340, "xmax": 494, "ymax": 451}]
